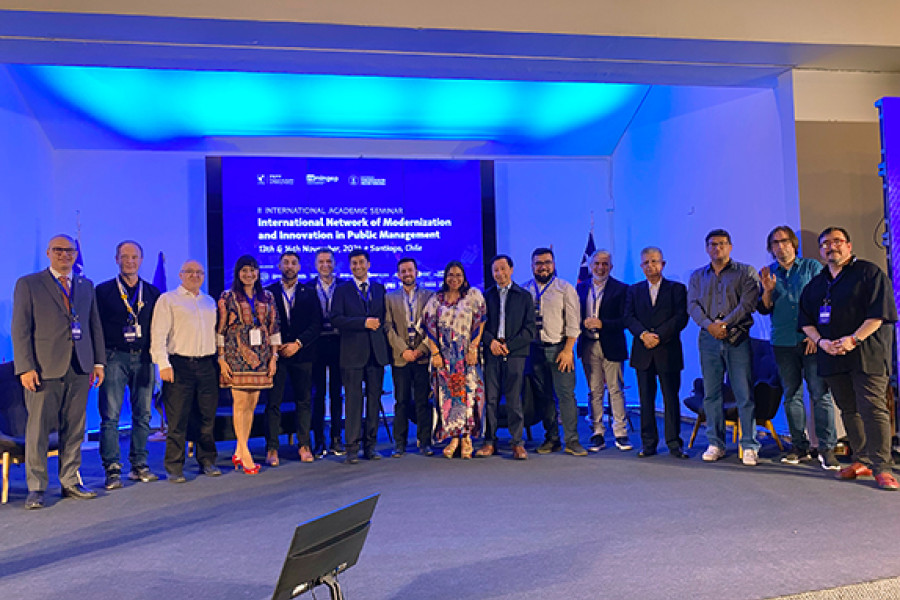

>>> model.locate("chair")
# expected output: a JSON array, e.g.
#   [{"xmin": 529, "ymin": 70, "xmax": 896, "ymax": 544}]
[
  {"xmin": 684, "ymin": 338, "xmax": 785, "ymax": 456},
  {"xmin": 0, "ymin": 361, "xmax": 59, "ymax": 504}
]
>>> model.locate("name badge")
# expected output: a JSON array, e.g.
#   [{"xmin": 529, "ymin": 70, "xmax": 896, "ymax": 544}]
[
  {"xmin": 407, "ymin": 326, "xmax": 417, "ymax": 337},
  {"xmin": 71, "ymin": 320, "xmax": 83, "ymax": 341},
  {"xmin": 535, "ymin": 314, "xmax": 544, "ymax": 331},
  {"xmin": 123, "ymin": 325, "xmax": 138, "ymax": 343},
  {"xmin": 249, "ymin": 328, "xmax": 263, "ymax": 347},
  {"xmin": 819, "ymin": 305, "xmax": 831, "ymax": 325}
]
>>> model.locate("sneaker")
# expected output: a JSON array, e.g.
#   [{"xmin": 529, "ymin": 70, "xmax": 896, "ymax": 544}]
[
  {"xmin": 818, "ymin": 448, "xmax": 841, "ymax": 470},
  {"xmin": 422, "ymin": 446, "xmax": 435, "ymax": 457},
  {"xmin": 330, "ymin": 441, "xmax": 346, "ymax": 456},
  {"xmin": 128, "ymin": 466, "xmax": 159, "ymax": 482},
  {"xmin": 588, "ymin": 434, "xmax": 605, "ymax": 453},
  {"xmin": 780, "ymin": 452, "xmax": 802, "ymax": 465},
  {"xmin": 875, "ymin": 472, "xmax": 900, "ymax": 491},
  {"xmin": 702, "ymin": 445, "xmax": 726, "ymax": 462},
  {"xmin": 564, "ymin": 442, "xmax": 588, "ymax": 457},
  {"xmin": 167, "ymin": 472, "xmax": 187, "ymax": 484},
  {"xmin": 742, "ymin": 448, "xmax": 758, "ymax": 466},
  {"xmin": 200, "ymin": 464, "xmax": 222, "ymax": 477},
  {"xmin": 391, "ymin": 448, "xmax": 405, "ymax": 458},
  {"xmin": 536, "ymin": 440, "xmax": 562, "ymax": 454},
  {"xmin": 104, "ymin": 471, "xmax": 123, "ymax": 490},
  {"xmin": 615, "ymin": 437, "xmax": 633, "ymax": 451}
]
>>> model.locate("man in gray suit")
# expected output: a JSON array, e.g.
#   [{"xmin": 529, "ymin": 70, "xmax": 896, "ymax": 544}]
[
  {"xmin": 12, "ymin": 234, "xmax": 105, "ymax": 509},
  {"xmin": 384, "ymin": 257, "xmax": 434, "ymax": 457}
]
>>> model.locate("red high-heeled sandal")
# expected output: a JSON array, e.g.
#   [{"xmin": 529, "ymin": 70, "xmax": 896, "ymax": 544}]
[
  {"xmin": 240, "ymin": 459, "xmax": 260, "ymax": 475},
  {"xmin": 231, "ymin": 454, "xmax": 241, "ymax": 469}
]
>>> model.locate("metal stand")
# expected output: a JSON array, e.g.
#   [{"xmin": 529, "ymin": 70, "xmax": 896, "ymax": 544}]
[{"xmin": 318, "ymin": 574, "xmax": 344, "ymax": 600}]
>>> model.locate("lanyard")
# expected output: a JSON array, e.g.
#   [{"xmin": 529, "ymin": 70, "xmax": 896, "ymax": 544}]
[
  {"xmin": 590, "ymin": 281, "xmax": 605, "ymax": 317},
  {"xmin": 405, "ymin": 287, "xmax": 418, "ymax": 328},
  {"xmin": 532, "ymin": 277, "xmax": 555, "ymax": 311},
  {"xmin": 116, "ymin": 276, "xmax": 144, "ymax": 323},
  {"xmin": 318, "ymin": 279, "xmax": 335, "ymax": 313},
  {"xmin": 357, "ymin": 281, "xmax": 371, "ymax": 306},
  {"xmin": 241, "ymin": 291, "xmax": 261, "ymax": 326},
  {"xmin": 53, "ymin": 273, "xmax": 77, "ymax": 318},
  {"xmin": 281, "ymin": 282, "xmax": 297, "ymax": 310}
]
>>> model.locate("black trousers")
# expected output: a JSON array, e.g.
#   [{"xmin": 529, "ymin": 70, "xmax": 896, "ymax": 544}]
[
  {"xmin": 24, "ymin": 356, "xmax": 90, "ymax": 492},
  {"xmin": 341, "ymin": 357, "xmax": 384, "ymax": 455},
  {"xmin": 636, "ymin": 364, "xmax": 683, "ymax": 452},
  {"xmin": 266, "ymin": 356, "xmax": 313, "ymax": 450},
  {"xmin": 163, "ymin": 355, "xmax": 218, "ymax": 474},
  {"xmin": 826, "ymin": 371, "xmax": 893, "ymax": 474},
  {"xmin": 391, "ymin": 361, "xmax": 432, "ymax": 449},
  {"xmin": 484, "ymin": 355, "xmax": 526, "ymax": 447},
  {"xmin": 312, "ymin": 334, "xmax": 343, "ymax": 448}
]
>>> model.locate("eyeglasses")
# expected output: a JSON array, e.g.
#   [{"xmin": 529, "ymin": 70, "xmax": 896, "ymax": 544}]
[
  {"xmin": 770, "ymin": 238, "xmax": 793, "ymax": 247},
  {"xmin": 533, "ymin": 259, "xmax": 554, "ymax": 267},
  {"xmin": 181, "ymin": 269, "xmax": 205, "ymax": 276},
  {"xmin": 819, "ymin": 239, "xmax": 848, "ymax": 249},
  {"xmin": 640, "ymin": 259, "xmax": 663, "ymax": 266},
  {"xmin": 50, "ymin": 247, "xmax": 78, "ymax": 255},
  {"xmin": 707, "ymin": 241, "xmax": 730, "ymax": 248}
]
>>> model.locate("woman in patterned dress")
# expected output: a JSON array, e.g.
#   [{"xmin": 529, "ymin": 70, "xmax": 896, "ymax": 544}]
[
  {"xmin": 423, "ymin": 261, "xmax": 486, "ymax": 459},
  {"xmin": 216, "ymin": 255, "xmax": 281, "ymax": 474}
]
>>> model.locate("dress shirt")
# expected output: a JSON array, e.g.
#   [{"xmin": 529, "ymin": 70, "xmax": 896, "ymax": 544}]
[
  {"xmin": 150, "ymin": 285, "xmax": 217, "ymax": 370},
  {"xmin": 523, "ymin": 277, "xmax": 581, "ymax": 344},
  {"xmin": 687, "ymin": 260, "xmax": 759, "ymax": 330},
  {"xmin": 757, "ymin": 256, "xmax": 822, "ymax": 347},
  {"xmin": 315, "ymin": 277, "xmax": 339, "ymax": 335},
  {"xmin": 279, "ymin": 279, "xmax": 300, "ymax": 327},
  {"xmin": 649, "ymin": 280, "xmax": 661, "ymax": 307},
  {"xmin": 498, "ymin": 285, "xmax": 510, "ymax": 339},
  {"xmin": 587, "ymin": 278, "xmax": 608, "ymax": 339},
  {"xmin": 50, "ymin": 266, "xmax": 104, "ymax": 368}
]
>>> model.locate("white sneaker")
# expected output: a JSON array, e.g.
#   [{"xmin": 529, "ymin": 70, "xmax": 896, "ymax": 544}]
[
  {"xmin": 742, "ymin": 448, "xmax": 758, "ymax": 466},
  {"xmin": 702, "ymin": 445, "xmax": 726, "ymax": 462}
]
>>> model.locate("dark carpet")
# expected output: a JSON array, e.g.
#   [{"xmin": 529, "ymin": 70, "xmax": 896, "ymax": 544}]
[{"xmin": 1, "ymin": 417, "xmax": 899, "ymax": 600}]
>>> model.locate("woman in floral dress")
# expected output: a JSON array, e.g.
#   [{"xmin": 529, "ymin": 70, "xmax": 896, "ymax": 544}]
[{"xmin": 423, "ymin": 261, "xmax": 486, "ymax": 459}]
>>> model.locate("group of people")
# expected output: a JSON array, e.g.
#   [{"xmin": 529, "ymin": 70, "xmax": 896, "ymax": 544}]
[{"xmin": 10, "ymin": 223, "xmax": 898, "ymax": 509}]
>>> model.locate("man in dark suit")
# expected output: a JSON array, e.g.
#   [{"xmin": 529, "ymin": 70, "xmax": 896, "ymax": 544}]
[
  {"xmin": 576, "ymin": 249, "xmax": 630, "ymax": 452},
  {"xmin": 624, "ymin": 247, "xmax": 689, "ymax": 459},
  {"xmin": 12, "ymin": 234, "xmax": 106, "ymax": 509},
  {"xmin": 309, "ymin": 248, "xmax": 344, "ymax": 457},
  {"xmin": 264, "ymin": 251, "xmax": 322, "ymax": 465},
  {"xmin": 330, "ymin": 248, "xmax": 390, "ymax": 464},
  {"xmin": 477, "ymin": 255, "xmax": 535, "ymax": 460}
]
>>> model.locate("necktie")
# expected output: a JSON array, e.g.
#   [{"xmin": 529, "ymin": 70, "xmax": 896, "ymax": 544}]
[
  {"xmin": 59, "ymin": 275, "xmax": 71, "ymax": 312},
  {"xmin": 360, "ymin": 282, "xmax": 369, "ymax": 309}
]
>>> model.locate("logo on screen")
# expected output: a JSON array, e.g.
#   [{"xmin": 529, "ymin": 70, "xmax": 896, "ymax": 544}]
[
  {"xmin": 348, "ymin": 174, "xmax": 387, "ymax": 186},
  {"xmin": 257, "ymin": 174, "xmax": 266, "ymax": 185},
  {"xmin": 306, "ymin": 174, "xmax": 340, "ymax": 186},
  {"xmin": 349, "ymin": 175, "xmax": 359, "ymax": 186}
]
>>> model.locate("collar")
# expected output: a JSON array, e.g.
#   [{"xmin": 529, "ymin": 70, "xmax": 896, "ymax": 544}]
[
  {"xmin": 176, "ymin": 284, "xmax": 201, "ymax": 297},
  {"xmin": 648, "ymin": 279, "xmax": 662, "ymax": 289},
  {"xmin": 705, "ymin": 259, "xmax": 735, "ymax": 274},
  {"xmin": 118, "ymin": 274, "xmax": 142, "ymax": 289},
  {"xmin": 592, "ymin": 277, "xmax": 608, "ymax": 288},
  {"xmin": 353, "ymin": 276, "xmax": 369, "ymax": 288},
  {"xmin": 49, "ymin": 267, "xmax": 72, "ymax": 281},
  {"xmin": 826, "ymin": 255, "xmax": 857, "ymax": 280},
  {"xmin": 281, "ymin": 278, "xmax": 299, "ymax": 291}
]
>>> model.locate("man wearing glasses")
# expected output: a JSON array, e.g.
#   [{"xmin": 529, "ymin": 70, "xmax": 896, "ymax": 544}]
[
  {"xmin": 800, "ymin": 227, "xmax": 898, "ymax": 490},
  {"xmin": 758, "ymin": 226, "xmax": 838, "ymax": 469},
  {"xmin": 688, "ymin": 229, "xmax": 761, "ymax": 466},
  {"xmin": 150, "ymin": 260, "xmax": 220, "ymax": 483},
  {"xmin": 12, "ymin": 235, "xmax": 106, "ymax": 509}
]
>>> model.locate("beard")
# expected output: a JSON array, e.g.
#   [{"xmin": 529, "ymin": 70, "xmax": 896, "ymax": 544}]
[{"xmin": 534, "ymin": 271, "xmax": 554, "ymax": 284}]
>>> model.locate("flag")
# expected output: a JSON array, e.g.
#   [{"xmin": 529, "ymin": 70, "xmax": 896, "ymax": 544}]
[
  {"xmin": 152, "ymin": 251, "xmax": 167, "ymax": 292},
  {"xmin": 577, "ymin": 230, "xmax": 596, "ymax": 285},
  {"xmin": 73, "ymin": 238, "xmax": 85, "ymax": 278}
]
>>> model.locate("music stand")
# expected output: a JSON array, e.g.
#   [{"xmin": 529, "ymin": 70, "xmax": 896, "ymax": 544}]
[{"xmin": 271, "ymin": 494, "xmax": 380, "ymax": 600}]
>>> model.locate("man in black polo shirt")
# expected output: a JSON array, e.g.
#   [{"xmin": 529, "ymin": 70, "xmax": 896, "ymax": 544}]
[
  {"xmin": 96, "ymin": 241, "xmax": 161, "ymax": 489},
  {"xmin": 800, "ymin": 226, "xmax": 898, "ymax": 490}
]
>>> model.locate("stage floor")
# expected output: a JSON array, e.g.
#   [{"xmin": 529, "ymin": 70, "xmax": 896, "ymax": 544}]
[{"xmin": 1, "ymin": 416, "xmax": 899, "ymax": 600}]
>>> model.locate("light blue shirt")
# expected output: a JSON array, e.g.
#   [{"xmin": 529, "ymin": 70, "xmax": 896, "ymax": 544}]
[{"xmin": 758, "ymin": 256, "xmax": 823, "ymax": 347}]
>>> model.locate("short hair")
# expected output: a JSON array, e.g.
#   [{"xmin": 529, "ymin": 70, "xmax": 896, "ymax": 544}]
[
  {"xmin": 441, "ymin": 261, "xmax": 471, "ymax": 296},
  {"xmin": 491, "ymin": 254, "xmax": 513, "ymax": 269},
  {"xmin": 397, "ymin": 257, "xmax": 417, "ymax": 270},
  {"xmin": 705, "ymin": 229, "xmax": 732, "ymax": 244},
  {"xmin": 279, "ymin": 250, "xmax": 300, "ymax": 262},
  {"xmin": 590, "ymin": 249, "xmax": 612, "ymax": 262},
  {"xmin": 766, "ymin": 226, "xmax": 799, "ymax": 255},
  {"xmin": 231, "ymin": 254, "xmax": 265, "ymax": 300},
  {"xmin": 348, "ymin": 248, "xmax": 370, "ymax": 262},
  {"xmin": 640, "ymin": 246, "xmax": 663, "ymax": 260},
  {"xmin": 531, "ymin": 247, "xmax": 554, "ymax": 260},
  {"xmin": 315, "ymin": 247, "xmax": 335, "ymax": 259},
  {"xmin": 116, "ymin": 240, "xmax": 144, "ymax": 257},
  {"xmin": 48, "ymin": 234, "xmax": 77, "ymax": 247},
  {"xmin": 818, "ymin": 226, "xmax": 851, "ymax": 245}
]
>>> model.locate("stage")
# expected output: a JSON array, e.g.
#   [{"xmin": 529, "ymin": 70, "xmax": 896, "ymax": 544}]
[{"xmin": 2, "ymin": 417, "xmax": 899, "ymax": 600}]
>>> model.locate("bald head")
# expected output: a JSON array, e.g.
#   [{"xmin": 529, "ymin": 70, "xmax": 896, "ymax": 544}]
[
  {"xmin": 179, "ymin": 260, "xmax": 205, "ymax": 294},
  {"xmin": 47, "ymin": 234, "xmax": 79, "ymax": 274}
]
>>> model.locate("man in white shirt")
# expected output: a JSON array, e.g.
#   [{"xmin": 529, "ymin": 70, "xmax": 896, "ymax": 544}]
[{"xmin": 150, "ymin": 260, "xmax": 220, "ymax": 482}]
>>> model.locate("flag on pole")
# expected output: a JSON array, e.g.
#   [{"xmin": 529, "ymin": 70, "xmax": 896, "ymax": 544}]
[
  {"xmin": 152, "ymin": 251, "xmax": 167, "ymax": 292},
  {"xmin": 73, "ymin": 210, "xmax": 85, "ymax": 277},
  {"xmin": 577, "ymin": 230, "xmax": 596, "ymax": 285}
]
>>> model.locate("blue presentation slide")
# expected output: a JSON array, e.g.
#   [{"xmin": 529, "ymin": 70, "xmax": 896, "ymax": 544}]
[{"xmin": 220, "ymin": 157, "xmax": 486, "ymax": 289}]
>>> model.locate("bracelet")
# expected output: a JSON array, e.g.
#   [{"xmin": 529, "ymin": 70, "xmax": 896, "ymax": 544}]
[{"xmin": 851, "ymin": 334, "xmax": 860, "ymax": 346}]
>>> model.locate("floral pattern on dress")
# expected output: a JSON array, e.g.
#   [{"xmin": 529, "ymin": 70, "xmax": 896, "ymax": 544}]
[
  {"xmin": 217, "ymin": 289, "xmax": 280, "ymax": 389},
  {"xmin": 422, "ymin": 287, "xmax": 486, "ymax": 440}
]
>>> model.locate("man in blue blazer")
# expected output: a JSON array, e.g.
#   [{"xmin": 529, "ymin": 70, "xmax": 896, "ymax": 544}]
[
  {"xmin": 12, "ymin": 234, "xmax": 106, "ymax": 509},
  {"xmin": 330, "ymin": 249, "xmax": 389, "ymax": 464},
  {"xmin": 576, "ymin": 249, "xmax": 630, "ymax": 452},
  {"xmin": 477, "ymin": 255, "xmax": 535, "ymax": 460},
  {"xmin": 624, "ymin": 247, "xmax": 689, "ymax": 458}
]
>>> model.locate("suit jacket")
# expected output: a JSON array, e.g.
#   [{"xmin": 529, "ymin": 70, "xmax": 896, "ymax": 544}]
[
  {"xmin": 265, "ymin": 280, "xmax": 322, "ymax": 363},
  {"xmin": 576, "ymin": 277, "xmax": 628, "ymax": 362},
  {"xmin": 12, "ymin": 269, "xmax": 106, "ymax": 378},
  {"xmin": 384, "ymin": 286, "xmax": 434, "ymax": 366},
  {"xmin": 624, "ymin": 278, "xmax": 688, "ymax": 372},
  {"xmin": 482, "ymin": 283, "xmax": 535, "ymax": 358},
  {"xmin": 330, "ymin": 279, "xmax": 390, "ymax": 368}
]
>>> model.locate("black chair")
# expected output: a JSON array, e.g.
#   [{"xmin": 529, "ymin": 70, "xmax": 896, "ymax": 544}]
[
  {"xmin": 684, "ymin": 338, "xmax": 785, "ymax": 456},
  {"xmin": 0, "ymin": 361, "xmax": 59, "ymax": 504}
]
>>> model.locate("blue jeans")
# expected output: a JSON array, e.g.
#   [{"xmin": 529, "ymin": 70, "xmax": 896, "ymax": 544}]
[
  {"xmin": 98, "ymin": 350, "xmax": 156, "ymax": 469},
  {"xmin": 773, "ymin": 343, "xmax": 837, "ymax": 452},
  {"xmin": 698, "ymin": 331, "xmax": 758, "ymax": 451}
]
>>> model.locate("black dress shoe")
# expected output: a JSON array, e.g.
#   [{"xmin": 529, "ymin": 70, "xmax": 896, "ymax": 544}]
[
  {"xmin": 168, "ymin": 473, "xmax": 187, "ymax": 483},
  {"xmin": 61, "ymin": 484, "xmax": 97, "ymax": 500},
  {"xmin": 344, "ymin": 455, "xmax": 359, "ymax": 465},
  {"xmin": 25, "ymin": 491, "xmax": 44, "ymax": 509},
  {"xmin": 670, "ymin": 448, "xmax": 690, "ymax": 460},
  {"xmin": 330, "ymin": 441, "xmax": 346, "ymax": 456},
  {"xmin": 391, "ymin": 448, "xmax": 405, "ymax": 458},
  {"xmin": 364, "ymin": 450, "xmax": 382, "ymax": 461},
  {"xmin": 200, "ymin": 464, "xmax": 222, "ymax": 477},
  {"xmin": 422, "ymin": 445, "xmax": 435, "ymax": 456},
  {"xmin": 637, "ymin": 449, "xmax": 658, "ymax": 458}
]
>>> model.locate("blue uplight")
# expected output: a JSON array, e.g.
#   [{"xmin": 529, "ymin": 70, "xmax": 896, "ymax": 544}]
[{"xmin": 14, "ymin": 65, "xmax": 649, "ymax": 145}]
